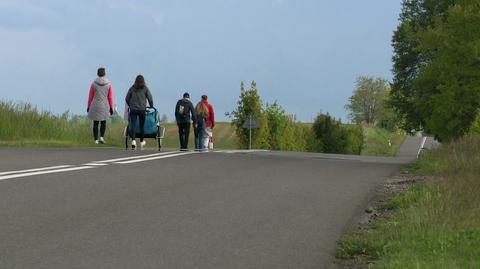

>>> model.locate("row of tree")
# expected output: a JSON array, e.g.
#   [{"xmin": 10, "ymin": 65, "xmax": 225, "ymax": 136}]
[
  {"xmin": 391, "ymin": 0, "xmax": 480, "ymax": 142},
  {"xmin": 228, "ymin": 81, "xmax": 364, "ymax": 154}
]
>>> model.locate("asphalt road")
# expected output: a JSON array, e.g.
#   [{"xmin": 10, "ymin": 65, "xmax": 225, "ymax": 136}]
[{"xmin": 0, "ymin": 137, "xmax": 425, "ymax": 269}]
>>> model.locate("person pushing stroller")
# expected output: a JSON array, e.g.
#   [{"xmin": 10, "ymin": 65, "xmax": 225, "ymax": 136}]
[{"xmin": 125, "ymin": 75, "xmax": 154, "ymax": 150}]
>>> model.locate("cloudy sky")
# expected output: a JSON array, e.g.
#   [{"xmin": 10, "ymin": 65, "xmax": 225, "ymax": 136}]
[{"xmin": 0, "ymin": 0, "xmax": 402, "ymax": 122}]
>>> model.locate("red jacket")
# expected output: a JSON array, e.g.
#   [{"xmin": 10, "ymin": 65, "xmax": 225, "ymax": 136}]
[{"xmin": 202, "ymin": 100, "xmax": 215, "ymax": 128}]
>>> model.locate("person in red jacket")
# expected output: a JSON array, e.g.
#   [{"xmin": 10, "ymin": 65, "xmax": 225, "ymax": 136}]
[{"xmin": 201, "ymin": 95, "xmax": 215, "ymax": 149}]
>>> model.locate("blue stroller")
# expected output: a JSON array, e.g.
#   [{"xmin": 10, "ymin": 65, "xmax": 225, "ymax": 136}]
[{"xmin": 124, "ymin": 107, "xmax": 165, "ymax": 151}]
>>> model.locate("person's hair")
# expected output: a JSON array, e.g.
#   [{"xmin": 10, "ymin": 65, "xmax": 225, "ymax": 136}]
[
  {"xmin": 201, "ymin": 95, "xmax": 208, "ymax": 101},
  {"xmin": 134, "ymin": 75, "xmax": 145, "ymax": 89},
  {"xmin": 196, "ymin": 102, "xmax": 209, "ymax": 118},
  {"xmin": 183, "ymin": 92, "xmax": 190, "ymax": 98},
  {"xmin": 97, "ymin": 68, "xmax": 106, "ymax": 77}
]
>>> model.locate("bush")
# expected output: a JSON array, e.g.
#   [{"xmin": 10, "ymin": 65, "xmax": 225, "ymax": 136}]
[{"xmin": 310, "ymin": 113, "xmax": 364, "ymax": 154}]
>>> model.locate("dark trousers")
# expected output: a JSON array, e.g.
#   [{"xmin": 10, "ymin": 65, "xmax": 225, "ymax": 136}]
[
  {"xmin": 193, "ymin": 126, "xmax": 199, "ymax": 149},
  {"xmin": 129, "ymin": 110, "xmax": 146, "ymax": 141},
  {"xmin": 178, "ymin": 122, "xmax": 191, "ymax": 150},
  {"xmin": 93, "ymin": 120, "xmax": 106, "ymax": 140}
]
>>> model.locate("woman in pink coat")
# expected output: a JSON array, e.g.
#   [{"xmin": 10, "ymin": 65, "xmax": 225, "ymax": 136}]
[{"xmin": 87, "ymin": 67, "xmax": 114, "ymax": 144}]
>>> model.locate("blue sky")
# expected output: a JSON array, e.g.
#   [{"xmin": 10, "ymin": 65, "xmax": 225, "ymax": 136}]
[{"xmin": 0, "ymin": 0, "xmax": 402, "ymax": 122}]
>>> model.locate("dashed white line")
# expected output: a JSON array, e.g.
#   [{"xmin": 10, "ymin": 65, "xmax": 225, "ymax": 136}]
[
  {"xmin": 83, "ymin": 163, "xmax": 109, "ymax": 166},
  {"xmin": 92, "ymin": 152, "xmax": 179, "ymax": 164},
  {"xmin": 0, "ymin": 165, "xmax": 73, "ymax": 176},
  {"xmin": 0, "ymin": 166, "xmax": 95, "ymax": 181},
  {"xmin": 114, "ymin": 152, "xmax": 194, "ymax": 164}
]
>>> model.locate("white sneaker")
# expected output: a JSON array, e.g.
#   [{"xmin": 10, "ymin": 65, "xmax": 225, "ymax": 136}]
[
  {"xmin": 140, "ymin": 140, "xmax": 146, "ymax": 150},
  {"xmin": 131, "ymin": 140, "xmax": 137, "ymax": 150},
  {"xmin": 99, "ymin": 137, "xmax": 106, "ymax": 144},
  {"xmin": 95, "ymin": 140, "xmax": 99, "ymax": 145}
]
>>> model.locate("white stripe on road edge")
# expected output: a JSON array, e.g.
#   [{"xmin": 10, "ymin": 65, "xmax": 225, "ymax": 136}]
[
  {"xmin": 0, "ymin": 165, "xmax": 73, "ymax": 176},
  {"xmin": 92, "ymin": 152, "xmax": 180, "ymax": 164},
  {"xmin": 114, "ymin": 152, "xmax": 194, "ymax": 164},
  {"xmin": 0, "ymin": 166, "xmax": 94, "ymax": 181}
]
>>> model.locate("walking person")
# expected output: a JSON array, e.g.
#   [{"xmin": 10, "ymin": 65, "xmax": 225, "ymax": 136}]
[
  {"xmin": 175, "ymin": 92, "xmax": 196, "ymax": 151},
  {"xmin": 125, "ymin": 75, "xmax": 154, "ymax": 150},
  {"xmin": 87, "ymin": 67, "xmax": 114, "ymax": 144},
  {"xmin": 201, "ymin": 95, "xmax": 215, "ymax": 150},
  {"xmin": 194, "ymin": 101, "xmax": 210, "ymax": 152}
]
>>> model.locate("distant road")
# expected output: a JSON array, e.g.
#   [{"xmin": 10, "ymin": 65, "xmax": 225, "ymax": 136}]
[{"xmin": 0, "ymin": 137, "xmax": 425, "ymax": 269}]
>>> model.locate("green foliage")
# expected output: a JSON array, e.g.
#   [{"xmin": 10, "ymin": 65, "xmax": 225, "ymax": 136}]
[
  {"xmin": 345, "ymin": 124, "xmax": 364, "ymax": 155},
  {"xmin": 228, "ymin": 81, "xmax": 269, "ymax": 149},
  {"xmin": 338, "ymin": 135, "xmax": 480, "ymax": 268},
  {"xmin": 310, "ymin": 113, "xmax": 364, "ymax": 154},
  {"xmin": 0, "ymin": 101, "xmax": 124, "ymax": 147},
  {"xmin": 391, "ymin": 0, "xmax": 480, "ymax": 142},
  {"xmin": 471, "ymin": 110, "xmax": 480, "ymax": 134},
  {"xmin": 346, "ymin": 77, "xmax": 390, "ymax": 125},
  {"xmin": 362, "ymin": 127, "xmax": 406, "ymax": 156},
  {"xmin": 265, "ymin": 102, "xmax": 308, "ymax": 151}
]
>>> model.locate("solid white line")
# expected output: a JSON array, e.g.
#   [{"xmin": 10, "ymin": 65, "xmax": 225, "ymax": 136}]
[
  {"xmin": 114, "ymin": 152, "xmax": 194, "ymax": 164},
  {"xmin": 0, "ymin": 165, "xmax": 73, "ymax": 176},
  {"xmin": 93, "ymin": 152, "xmax": 179, "ymax": 163},
  {"xmin": 83, "ymin": 163, "xmax": 109, "ymax": 166},
  {"xmin": 0, "ymin": 166, "xmax": 94, "ymax": 181}
]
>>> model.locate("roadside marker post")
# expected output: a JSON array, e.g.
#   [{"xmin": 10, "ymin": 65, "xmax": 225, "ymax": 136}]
[{"xmin": 242, "ymin": 113, "xmax": 260, "ymax": 150}]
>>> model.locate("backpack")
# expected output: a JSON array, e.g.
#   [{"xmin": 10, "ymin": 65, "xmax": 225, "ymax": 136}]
[{"xmin": 178, "ymin": 100, "xmax": 190, "ymax": 118}]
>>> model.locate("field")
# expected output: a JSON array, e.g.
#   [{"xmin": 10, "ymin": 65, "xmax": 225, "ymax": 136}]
[{"xmin": 0, "ymin": 101, "xmax": 405, "ymax": 156}]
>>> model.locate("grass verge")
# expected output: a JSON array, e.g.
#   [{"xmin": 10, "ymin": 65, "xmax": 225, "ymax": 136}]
[
  {"xmin": 337, "ymin": 135, "xmax": 480, "ymax": 268},
  {"xmin": 361, "ymin": 126, "xmax": 406, "ymax": 156}
]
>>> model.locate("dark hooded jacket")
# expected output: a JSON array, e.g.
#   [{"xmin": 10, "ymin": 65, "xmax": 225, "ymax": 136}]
[{"xmin": 125, "ymin": 86, "xmax": 153, "ymax": 111}]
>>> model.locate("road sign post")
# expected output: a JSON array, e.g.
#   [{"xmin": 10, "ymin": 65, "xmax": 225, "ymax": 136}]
[{"xmin": 242, "ymin": 113, "xmax": 260, "ymax": 150}]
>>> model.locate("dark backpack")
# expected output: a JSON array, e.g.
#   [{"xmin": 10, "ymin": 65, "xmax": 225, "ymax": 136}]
[{"xmin": 178, "ymin": 100, "xmax": 191, "ymax": 118}]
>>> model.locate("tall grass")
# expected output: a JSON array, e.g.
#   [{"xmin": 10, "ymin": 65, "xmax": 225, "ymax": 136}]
[
  {"xmin": 0, "ymin": 101, "xmax": 124, "ymax": 147},
  {"xmin": 361, "ymin": 126, "xmax": 406, "ymax": 156},
  {"xmin": 337, "ymin": 135, "xmax": 480, "ymax": 268}
]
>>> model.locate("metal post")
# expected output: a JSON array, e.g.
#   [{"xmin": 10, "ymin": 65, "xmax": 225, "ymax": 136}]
[{"xmin": 249, "ymin": 114, "xmax": 252, "ymax": 150}]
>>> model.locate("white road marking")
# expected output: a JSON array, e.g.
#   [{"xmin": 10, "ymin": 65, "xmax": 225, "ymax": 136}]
[
  {"xmin": 83, "ymin": 163, "xmax": 109, "ymax": 166},
  {"xmin": 0, "ymin": 166, "xmax": 94, "ymax": 181},
  {"xmin": 114, "ymin": 152, "xmax": 194, "ymax": 164},
  {"xmin": 417, "ymin": 136, "xmax": 428, "ymax": 159},
  {"xmin": 0, "ymin": 151, "xmax": 195, "ymax": 182},
  {"xmin": 0, "ymin": 165, "xmax": 73, "ymax": 176},
  {"xmin": 92, "ymin": 152, "xmax": 179, "ymax": 163},
  {"xmin": 214, "ymin": 150, "xmax": 269, "ymax": 154}
]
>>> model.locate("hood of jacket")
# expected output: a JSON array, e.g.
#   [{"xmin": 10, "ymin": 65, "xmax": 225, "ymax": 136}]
[{"xmin": 94, "ymin": 77, "xmax": 110, "ymax": 87}]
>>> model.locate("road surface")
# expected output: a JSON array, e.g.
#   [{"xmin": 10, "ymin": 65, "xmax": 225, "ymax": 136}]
[{"xmin": 0, "ymin": 137, "xmax": 426, "ymax": 269}]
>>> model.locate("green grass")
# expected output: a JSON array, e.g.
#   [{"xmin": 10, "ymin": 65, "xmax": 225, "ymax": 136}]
[
  {"xmin": 0, "ymin": 101, "xmax": 406, "ymax": 155},
  {"xmin": 337, "ymin": 135, "xmax": 480, "ymax": 268},
  {"xmin": 361, "ymin": 126, "xmax": 406, "ymax": 156},
  {"xmin": 158, "ymin": 122, "xmax": 238, "ymax": 150},
  {"xmin": 0, "ymin": 101, "xmax": 238, "ymax": 149}
]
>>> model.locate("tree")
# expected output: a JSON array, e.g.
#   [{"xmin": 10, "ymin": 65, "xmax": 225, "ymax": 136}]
[
  {"xmin": 346, "ymin": 77, "xmax": 390, "ymax": 125},
  {"xmin": 392, "ymin": 0, "xmax": 480, "ymax": 141},
  {"xmin": 390, "ymin": 0, "xmax": 455, "ymax": 133},
  {"xmin": 228, "ymin": 81, "xmax": 269, "ymax": 149},
  {"xmin": 265, "ymin": 102, "xmax": 307, "ymax": 151},
  {"xmin": 309, "ymin": 113, "xmax": 364, "ymax": 154}
]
